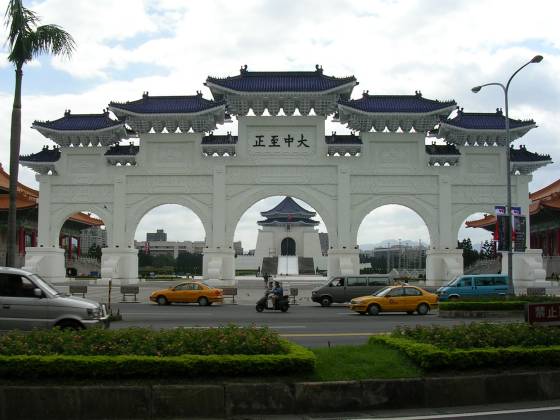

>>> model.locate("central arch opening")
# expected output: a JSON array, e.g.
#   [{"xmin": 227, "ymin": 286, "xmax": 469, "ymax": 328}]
[
  {"xmin": 281, "ymin": 237, "xmax": 296, "ymax": 256},
  {"xmin": 233, "ymin": 195, "xmax": 327, "ymax": 276}
]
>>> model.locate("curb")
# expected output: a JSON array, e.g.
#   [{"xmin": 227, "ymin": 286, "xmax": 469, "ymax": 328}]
[
  {"xmin": 1, "ymin": 370, "xmax": 560, "ymax": 419},
  {"xmin": 439, "ymin": 310, "xmax": 524, "ymax": 318}
]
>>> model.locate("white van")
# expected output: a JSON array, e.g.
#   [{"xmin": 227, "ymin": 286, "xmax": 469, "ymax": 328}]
[{"xmin": 0, "ymin": 267, "xmax": 109, "ymax": 330}]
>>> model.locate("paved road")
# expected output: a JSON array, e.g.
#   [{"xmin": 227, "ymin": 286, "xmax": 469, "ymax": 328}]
[{"xmin": 54, "ymin": 280, "xmax": 524, "ymax": 347}]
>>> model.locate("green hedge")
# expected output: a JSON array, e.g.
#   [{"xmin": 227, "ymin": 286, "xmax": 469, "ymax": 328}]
[
  {"xmin": 0, "ymin": 340, "xmax": 316, "ymax": 379},
  {"xmin": 370, "ymin": 323, "xmax": 560, "ymax": 370},
  {"xmin": 0, "ymin": 326, "xmax": 284, "ymax": 356},
  {"xmin": 370, "ymin": 335, "xmax": 560, "ymax": 370}
]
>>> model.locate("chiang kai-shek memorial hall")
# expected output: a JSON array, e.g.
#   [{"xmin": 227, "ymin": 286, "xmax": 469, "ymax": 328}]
[{"xmin": 20, "ymin": 65, "xmax": 553, "ymax": 288}]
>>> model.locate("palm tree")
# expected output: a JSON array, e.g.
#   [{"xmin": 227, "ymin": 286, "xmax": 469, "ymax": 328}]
[{"xmin": 4, "ymin": 0, "xmax": 75, "ymax": 266}]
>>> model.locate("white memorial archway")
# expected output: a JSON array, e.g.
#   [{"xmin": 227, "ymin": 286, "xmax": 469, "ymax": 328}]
[{"xmin": 21, "ymin": 67, "xmax": 552, "ymax": 287}]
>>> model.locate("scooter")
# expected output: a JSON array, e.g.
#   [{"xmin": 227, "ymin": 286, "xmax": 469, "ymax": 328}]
[{"xmin": 256, "ymin": 292, "xmax": 290, "ymax": 312}]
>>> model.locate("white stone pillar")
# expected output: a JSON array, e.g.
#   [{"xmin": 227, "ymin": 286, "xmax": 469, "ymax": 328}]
[
  {"xmin": 327, "ymin": 169, "xmax": 359, "ymax": 277},
  {"xmin": 437, "ymin": 176, "xmax": 453, "ymax": 250},
  {"xmin": 24, "ymin": 176, "xmax": 66, "ymax": 281},
  {"xmin": 203, "ymin": 165, "xmax": 234, "ymax": 283},
  {"xmin": 501, "ymin": 250, "xmax": 547, "ymax": 292}
]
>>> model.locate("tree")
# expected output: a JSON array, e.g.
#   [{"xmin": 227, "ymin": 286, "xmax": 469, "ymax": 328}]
[
  {"xmin": 457, "ymin": 238, "xmax": 480, "ymax": 268},
  {"xmin": 4, "ymin": 0, "xmax": 75, "ymax": 266}
]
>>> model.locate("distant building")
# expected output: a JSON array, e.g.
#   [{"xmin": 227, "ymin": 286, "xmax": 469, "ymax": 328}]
[
  {"xmin": 146, "ymin": 229, "xmax": 167, "ymax": 242},
  {"xmin": 233, "ymin": 241, "xmax": 243, "ymax": 256},
  {"xmin": 366, "ymin": 243, "xmax": 427, "ymax": 272},
  {"xmin": 80, "ymin": 226, "xmax": 107, "ymax": 252},
  {"xmin": 136, "ymin": 240, "xmax": 205, "ymax": 258}
]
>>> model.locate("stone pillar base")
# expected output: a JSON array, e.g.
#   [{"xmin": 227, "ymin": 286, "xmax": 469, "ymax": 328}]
[
  {"xmin": 203, "ymin": 248, "xmax": 235, "ymax": 285},
  {"xmin": 501, "ymin": 249, "xmax": 548, "ymax": 292},
  {"xmin": 23, "ymin": 247, "xmax": 65, "ymax": 282},
  {"xmin": 101, "ymin": 247, "xmax": 138, "ymax": 285},
  {"xmin": 426, "ymin": 248, "xmax": 463, "ymax": 287},
  {"xmin": 327, "ymin": 248, "xmax": 360, "ymax": 278}
]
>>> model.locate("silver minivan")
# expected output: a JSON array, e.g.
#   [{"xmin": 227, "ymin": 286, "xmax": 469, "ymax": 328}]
[
  {"xmin": 0, "ymin": 267, "xmax": 109, "ymax": 330},
  {"xmin": 311, "ymin": 275, "xmax": 393, "ymax": 307}
]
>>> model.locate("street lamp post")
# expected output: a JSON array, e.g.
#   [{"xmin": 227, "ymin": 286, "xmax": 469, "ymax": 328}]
[{"xmin": 472, "ymin": 55, "xmax": 543, "ymax": 295}]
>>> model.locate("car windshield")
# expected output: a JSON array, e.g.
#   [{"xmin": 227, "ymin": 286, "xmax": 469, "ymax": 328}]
[
  {"xmin": 29, "ymin": 273, "xmax": 61, "ymax": 296},
  {"xmin": 374, "ymin": 286, "xmax": 392, "ymax": 296},
  {"xmin": 446, "ymin": 276, "xmax": 460, "ymax": 287}
]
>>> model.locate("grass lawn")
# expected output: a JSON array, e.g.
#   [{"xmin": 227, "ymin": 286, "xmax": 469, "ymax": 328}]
[{"xmin": 310, "ymin": 342, "xmax": 422, "ymax": 381}]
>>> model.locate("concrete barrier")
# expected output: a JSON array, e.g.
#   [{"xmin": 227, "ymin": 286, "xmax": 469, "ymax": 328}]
[{"xmin": 1, "ymin": 370, "xmax": 560, "ymax": 418}]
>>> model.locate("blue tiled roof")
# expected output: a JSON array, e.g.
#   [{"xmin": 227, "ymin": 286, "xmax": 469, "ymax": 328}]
[
  {"xmin": 33, "ymin": 111, "xmax": 124, "ymax": 131},
  {"xmin": 339, "ymin": 91, "xmax": 456, "ymax": 113},
  {"xmin": 206, "ymin": 65, "xmax": 357, "ymax": 93},
  {"xmin": 510, "ymin": 146, "xmax": 551, "ymax": 162},
  {"xmin": 442, "ymin": 109, "xmax": 535, "ymax": 130},
  {"xmin": 20, "ymin": 146, "xmax": 61, "ymax": 162},
  {"xmin": 425, "ymin": 143, "xmax": 460, "ymax": 155},
  {"xmin": 109, "ymin": 92, "xmax": 225, "ymax": 114},
  {"xmin": 257, "ymin": 217, "xmax": 319, "ymax": 226},
  {"xmin": 325, "ymin": 133, "xmax": 362, "ymax": 145},
  {"xmin": 105, "ymin": 144, "xmax": 139, "ymax": 156},
  {"xmin": 261, "ymin": 197, "xmax": 316, "ymax": 218},
  {"xmin": 202, "ymin": 133, "xmax": 238, "ymax": 145}
]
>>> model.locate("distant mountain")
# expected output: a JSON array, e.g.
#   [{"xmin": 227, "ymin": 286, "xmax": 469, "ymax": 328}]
[{"xmin": 359, "ymin": 239, "xmax": 427, "ymax": 250}]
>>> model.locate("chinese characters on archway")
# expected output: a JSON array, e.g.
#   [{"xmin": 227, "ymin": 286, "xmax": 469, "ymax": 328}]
[{"xmin": 253, "ymin": 134, "xmax": 310, "ymax": 148}]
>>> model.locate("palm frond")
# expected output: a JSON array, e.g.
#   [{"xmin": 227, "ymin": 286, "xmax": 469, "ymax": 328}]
[
  {"xmin": 31, "ymin": 24, "xmax": 75, "ymax": 58},
  {"xmin": 4, "ymin": 0, "xmax": 39, "ymax": 49}
]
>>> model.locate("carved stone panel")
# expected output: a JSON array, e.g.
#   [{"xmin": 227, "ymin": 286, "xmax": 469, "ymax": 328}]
[
  {"xmin": 51, "ymin": 185, "xmax": 113, "ymax": 204},
  {"xmin": 370, "ymin": 143, "xmax": 417, "ymax": 169},
  {"xmin": 350, "ymin": 175, "xmax": 438, "ymax": 194},
  {"xmin": 227, "ymin": 166, "xmax": 337, "ymax": 185},
  {"xmin": 127, "ymin": 175, "xmax": 212, "ymax": 194},
  {"xmin": 452, "ymin": 186, "xmax": 507, "ymax": 204},
  {"xmin": 68, "ymin": 156, "xmax": 99, "ymax": 174}
]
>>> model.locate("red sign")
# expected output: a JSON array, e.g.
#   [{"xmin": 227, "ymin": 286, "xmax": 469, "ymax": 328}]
[{"xmin": 526, "ymin": 303, "xmax": 560, "ymax": 325}]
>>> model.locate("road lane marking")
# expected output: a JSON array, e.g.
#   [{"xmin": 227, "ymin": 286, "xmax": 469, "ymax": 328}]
[{"xmin": 356, "ymin": 405, "xmax": 560, "ymax": 419}]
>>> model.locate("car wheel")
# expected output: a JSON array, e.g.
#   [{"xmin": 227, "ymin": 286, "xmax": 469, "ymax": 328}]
[
  {"xmin": 156, "ymin": 296, "xmax": 168, "ymax": 305},
  {"xmin": 368, "ymin": 304, "xmax": 380, "ymax": 316},
  {"xmin": 198, "ymin": 297, "xmax": 209, "ymax": 306},
  {"xmin": 280, "ymin": 304, "xmax": 289, "ymax": 312},
  {"xmin": 417, "ymin": 303, "xmax": 429, "ymax": 315},
  {"xmin": 320, "ymin": 296, "xmax": 332, "ymax": 307},
  {"xmin": 256, "ymin": 304, "xmax": 265, "ymax": 312},
  {"xmin": 56, "ymin": 320, "xmax": 83, "ymax": 330},
  {"xmin": 449, "ymin": 296, "xmax": 459, "ymax": 301}
]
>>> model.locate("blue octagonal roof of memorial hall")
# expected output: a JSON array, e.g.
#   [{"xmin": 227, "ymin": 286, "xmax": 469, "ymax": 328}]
[
  {"xmin": 32, "ymin": 110, "xmax": 124, "ymax": 131},
  {"xmin": 441, "ymin": 108, "xmax": 536, "ymax": 130},
  {"xmin": 109, "ymin": 92, "xmax": 225, "ymax": 114},
  {"xmin": 339, "ymin": 91, "xmax": 457, "ymax": 114},
  {"xmin": 261, "ymin": 197, "xmax": 316, "ymax": 218},
  {"xmin": 205, "ymin": 65, "xmax": 357, "ymax": 93}
]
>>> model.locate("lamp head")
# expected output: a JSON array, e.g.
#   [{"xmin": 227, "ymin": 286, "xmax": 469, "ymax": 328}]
[
  {"xmin": 471, "ymin": 86, "xmax": 482, "ymax": 93},
  {"xmin": 531, "ymin": 55, "xmax": 543, "ymax": 63}
]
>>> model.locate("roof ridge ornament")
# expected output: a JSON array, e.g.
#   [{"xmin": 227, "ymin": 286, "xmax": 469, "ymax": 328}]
[
  {"xmin": 240, "ymin": 64, "xmax": 248, "ymax": 74},
  {"xmin": 415, "ymin": 90, "xmax": 422, "ymax": 97},
  {"xmin": 142, "ymin": 91, "xmax": 149, "ymax": 99},
  {"xmin": 363, "ymin": 90, "xmax": 369, "ymax": 97},
  {"xmin": 496, "ymin": 108, "xmax": 503, "ymax": 115},
  {"xmin": 315, "ymin": 64, "xmax": 323, "ymax": 74},
  {"xmin": 64, "ymin": 109, "xmax": 71, "ymax": 116}
]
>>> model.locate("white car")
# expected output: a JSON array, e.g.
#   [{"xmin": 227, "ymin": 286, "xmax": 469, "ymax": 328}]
[{"xmin": 0, "ymin": 266, "xmax": 109, "ymax": 330}]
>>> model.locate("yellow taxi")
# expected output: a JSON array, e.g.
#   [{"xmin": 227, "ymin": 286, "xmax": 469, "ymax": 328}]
[
  {"xmin": 149, "ymin": 281, "xmax": 223, "ymax": 306},
  {"xmin": 349, "ymin": 285, "xmax": 438, "ymax": 316}
]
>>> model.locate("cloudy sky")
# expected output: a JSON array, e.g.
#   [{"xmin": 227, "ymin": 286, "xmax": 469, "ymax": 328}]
[{"xmin": 1, "ymin": 0, "xmax": 558, "ymax": 250}]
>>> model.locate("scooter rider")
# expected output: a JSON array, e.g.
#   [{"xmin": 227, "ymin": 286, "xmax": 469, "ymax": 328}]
[{"xmin": 271, "ymin": 281, "xmax": 283, "ymax": 309}]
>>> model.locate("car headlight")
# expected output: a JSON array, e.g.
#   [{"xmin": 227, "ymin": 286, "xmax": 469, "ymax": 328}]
[
  {"xmin": 350, "ymin": 300, "xmax": 357, "ymax": 305},
  {"xmin": 87, "ymin": 307, "xmax": 102, "ymax": 319}
]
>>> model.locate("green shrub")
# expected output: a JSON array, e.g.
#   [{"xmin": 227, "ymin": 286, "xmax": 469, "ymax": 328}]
[
  {"xmin": 390, "ymin": 323, "xmax": 560, "ymax": 349},
  {"xmin": 370, "ymin": 323, "xmax": 560, "ymax": 370},
  {"xmin": 0, "ymin": 341, "xmax": 316, "ymax": 379},
  {"xmin": 0, "ymin": 325, "xmax": 284, "ymax": 356},
  {"xmin": 370, "ymin": 335, "xmax": 560, "ymax": 370}
]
